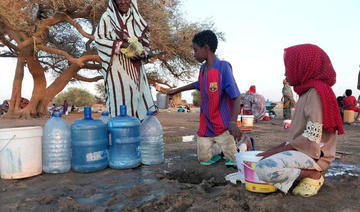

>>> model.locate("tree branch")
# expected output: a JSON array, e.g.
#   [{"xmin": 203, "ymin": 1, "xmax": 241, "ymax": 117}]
[
  {"xmin": 73, "ymin": 74, "xmax": 103, "ymax": 82},
  {"xmin": 64, "ymin": 14, "xmax": 94, "ymax": 40}
]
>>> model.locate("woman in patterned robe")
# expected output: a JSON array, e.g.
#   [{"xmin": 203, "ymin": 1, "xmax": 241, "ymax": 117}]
[{"xmin": 95, "ymin": 0, "xmax": 154, "ymax": 121}]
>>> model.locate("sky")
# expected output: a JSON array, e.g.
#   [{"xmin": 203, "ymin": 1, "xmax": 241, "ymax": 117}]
[{"xmin": 0, "ymin": 0, "xmax": 359, "ymax": 103}]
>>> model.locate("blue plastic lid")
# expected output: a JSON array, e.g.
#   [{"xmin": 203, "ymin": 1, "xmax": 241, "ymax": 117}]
[
  {"xmin": 84, "ymin": 107, "xmax": 92, "ymax": 120},
  {"xmin": 101, "ymin": 111, "xmax": 109, "ymax": 116},
  {"xmin": 120, "ymin": 105, "xmax": 127, "ymax": 117},
  {"xmin": 52, "ymin": 112, "xmax": 62, "ymax": 117},
  {"xmin": 146, "ymin": 111, "xmax": 155, "ymax": 116}
]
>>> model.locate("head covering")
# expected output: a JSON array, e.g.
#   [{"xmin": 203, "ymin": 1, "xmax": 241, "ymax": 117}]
[
  {"xmin": 248, "ymin": 85, "xmax": 256, "ymax": 94},
  {"xmin": 283, "ymin": 79, "xmax": 290, "ymax": 88},
  {"xmin": 284, "ymin": 44, "xmax": 344, "ymax": 134},
  {"xmin": 107, "ymin": 0, "xmax": 149, "ymax": 41}
]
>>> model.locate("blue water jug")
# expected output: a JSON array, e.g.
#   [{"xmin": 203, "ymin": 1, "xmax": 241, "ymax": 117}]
[
  {"xmin": 42, "ymin": 112, "xmax": 71, "ymax": 173},
  {"xmin": 99, "ymin": 111, "xmax": 111, "ymax": 146},
  {"xmin": 108, "ymin": 105, "xmax": 141, "ymax": 169},
  {"xmin": 71, "ymin": 107, "xmax": 108, "ymax": 172},
  {"xmin": 140, "ymin": 110, "xmax": 164, "ymax": 165}
]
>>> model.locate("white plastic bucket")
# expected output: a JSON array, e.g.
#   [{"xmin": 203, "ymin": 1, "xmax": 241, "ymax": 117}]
[
  {"xmin": 242, "ymin": 115, "xmax": 254, "ymax": 127},
  {"xmin": 0, "ymin": 126, "xmax": 43, "ymax": 179},
  {"xmin": 283, "ymin": 119, "xmax": 292, "ymax": 129},
  {"xmin": 241, "ymin": 151, "xmax": 277, "ymax": 193},
  {"xmin": 237, "ymin": 115, "xmax": 242, "ymax": 127},
  {"xmin": 234, "ymin": 152, "xmax": 245, "ymax": 183}
]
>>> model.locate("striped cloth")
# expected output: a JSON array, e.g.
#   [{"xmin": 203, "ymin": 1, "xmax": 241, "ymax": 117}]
[{"xmin": 95, "ymin": 0, "xmax": 153, "ymax": 121}]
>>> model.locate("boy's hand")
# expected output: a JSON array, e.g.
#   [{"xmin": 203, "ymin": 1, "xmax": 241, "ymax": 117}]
[{"xmin": 228, "ymin": 121, "xmax": 242, "ymax": 141}]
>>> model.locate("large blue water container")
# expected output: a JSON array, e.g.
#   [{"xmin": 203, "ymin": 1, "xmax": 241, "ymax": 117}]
[
  {"xmin": 140, "ymin": 110, "xmax": 164, "ymax": 165},
  {"xmin": 71, "ymin": 107, "xmax": 108, "ymax": 172},
  {"xmin": 43, "ymin": 112, "xmax": 71, "ymax": 173},
  {"xmin": 108, "ymin": 105, "xmax": 141, "ymax": 169}
]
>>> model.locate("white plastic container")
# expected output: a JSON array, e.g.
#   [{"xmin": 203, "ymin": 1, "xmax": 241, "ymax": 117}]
[
  {"xmin": 0, "ymin": 126, "xmax": 43, "ymax": 179},
  {"xmin": 234, "ymin": 152, "xmax": 246, "ymax": 183},
  {"xmin": 242, "ymin": 115, "xmax": 254, "ymax": 127},
  {"xmin": 140, "ymin": 111, "xmax": 164, "ymax": 165},
  {"xmin": 283, "ymin": 119, "xmax": 292, "ymax": 129},
  {"xmin": 241, "ymin": 151, "xmax": 277, "ymax": 193}
]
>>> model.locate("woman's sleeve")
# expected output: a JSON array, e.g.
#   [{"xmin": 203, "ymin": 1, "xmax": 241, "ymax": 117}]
[
  {"xmin": 290, "ymin": 89, "xmax": 322, "ymax": 159},
  {"xmin": 139, "ymin": 26, "xmax": 151, "ymax": 53},
  {"xmin": 94, "ymin": 15, "xmax": 118, "ymax": 63}
]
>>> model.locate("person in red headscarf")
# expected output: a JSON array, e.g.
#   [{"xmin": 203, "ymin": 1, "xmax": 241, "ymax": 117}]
[
  {"xmin": 248, "ymin": 85, "xmax": 256, "ymax": 94},
  {"xmin": 253, "ymin": 44, "xmax": 343, "ymax": 197}
]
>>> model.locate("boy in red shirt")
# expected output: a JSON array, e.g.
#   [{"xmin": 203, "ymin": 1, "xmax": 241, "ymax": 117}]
[
  {"xmin": 167, "ymin": 30, "xmax": 242, "ymax": 166},
  {"xmin": 342, "ymin": 89, "xmax": 360, "ymax": 121}
]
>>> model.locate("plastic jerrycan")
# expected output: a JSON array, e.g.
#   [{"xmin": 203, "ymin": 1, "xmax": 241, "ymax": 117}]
[
  {"xmin": 140, "ymin": 109, "xmax": 164, "ymax": 165},
  {"xmin": 108, "ymin": 105, "xmax": 141, "ymax": 169},
  {"xmin": 71, "ymin": 107, "xmax": 108, "ymax": 172},
  {"xmin": 42, "ymin": 112, "xmax": 71, "ymax": 173}
]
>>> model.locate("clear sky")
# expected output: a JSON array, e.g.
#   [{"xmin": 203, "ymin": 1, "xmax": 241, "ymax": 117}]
[
  {"xmin": 0, "ymin": 0, "xmax": 359, "ymax": 103},
  {"xmin": 180, "ymin": 0, "xmax": 360, "ymax": 101}
]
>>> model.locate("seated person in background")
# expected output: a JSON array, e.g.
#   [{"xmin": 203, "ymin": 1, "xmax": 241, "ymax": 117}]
[
  {"xmin": 177, "ymin": 106, "xmax": 185, "ymax": 112},
  {"xmin": 240, "ymin": 85, "xmax": 266, "ymax": 120},
  {"xmin": 342, "ymin": 89, "xmax": 360, "ymax": 121},
  {"xmin": 336, "ymin": 96, "xmax": 345, "ymax": 120}
]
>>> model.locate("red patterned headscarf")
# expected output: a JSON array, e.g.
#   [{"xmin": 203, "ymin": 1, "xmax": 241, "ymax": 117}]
[
  {"xmin": 284, "ymin": 44, "xmax": 344, "ymax": 134},
  {"xmin": 249, "ymin": 85, "xmax": 256, "ymax": 94}
]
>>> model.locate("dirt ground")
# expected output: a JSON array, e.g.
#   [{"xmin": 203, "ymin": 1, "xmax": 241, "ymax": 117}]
[{"xmin": 0, "ymin": 108, "xmax": 359, "ymax": 212}]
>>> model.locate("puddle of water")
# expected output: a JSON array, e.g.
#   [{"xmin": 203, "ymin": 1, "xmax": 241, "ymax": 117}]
[
  {"xmin": 325, "ymin": 161, "xmax": 360, "ymax": 177},
  {"xmin": 77, "ymin": 193, "xmax": 110, "ymax": 204}
]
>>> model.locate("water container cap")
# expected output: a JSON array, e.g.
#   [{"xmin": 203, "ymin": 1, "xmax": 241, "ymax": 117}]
[
  {"xmin": 120, "ymin": 105, "xmax": 127, "ymax": 116},
  {"xmin": 146, "ymin": 111, "xmax": 155, "ymax": 116},
  {"xmin": 146, "ymin": 105, "xmax": 158, "ymax": 116},
  {"xmin": 101, "ymin": 111, "xmax": 109, "ymax": 116},
  {"xmin": 52, "ymin": 112, "xmax": 62, "ymax": 117},
  {"xmin": 84, "ymin": 107, "xmax": 92, "ymax": 120}
]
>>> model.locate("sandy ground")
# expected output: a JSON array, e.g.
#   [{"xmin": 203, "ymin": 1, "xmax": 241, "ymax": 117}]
[{"xmin": 0, "ymin": 108, "xmax": 359, "ymax": 211}]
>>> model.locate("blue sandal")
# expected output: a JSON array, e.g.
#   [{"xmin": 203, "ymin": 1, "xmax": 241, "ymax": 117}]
[
  {"xmin": 200, "ymin": 154, "xmax": 222, "ymax": 165},
  {"xmin": 225, "ymin": 159, "xmax": 236, "ymax": 166}
]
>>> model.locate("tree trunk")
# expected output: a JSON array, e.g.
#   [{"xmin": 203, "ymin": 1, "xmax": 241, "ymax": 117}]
[
  {"xmin": 38, "ymin": 63, "xmax": 81, "ymax": 115},
  {"xmin": 4, "ymin": 57, "xmax": 25, "ymax": 118},
  {"xmin": 20, "ymin": 53, "xmax": 47, "ymax": 118}
]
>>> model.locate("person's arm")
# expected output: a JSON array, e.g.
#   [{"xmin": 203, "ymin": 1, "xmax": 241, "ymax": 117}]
[
  {"xmin": 257, "ymin": 142, "xmax": 296, "ymax": 159},
  {"xmin": 167, "ymin": 82, "xmax": 197, "ymax": 96},
  {"xmin": 228, "ymin": 95, "xmax": 242, "ymax": 141},
  {"xmin": 258, "ymin": 89, "xmax": 323, "ymax": 159}
]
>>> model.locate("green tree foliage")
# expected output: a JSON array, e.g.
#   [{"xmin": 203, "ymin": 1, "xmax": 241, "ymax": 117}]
[
  {"xmin": 53, "ymin": 87, "xmax": 95, "ymax": 107},
  {"xmin": 192, "ymin": 90, "xmax": 200, "ymax": 106},
  {"xmin": 94, "ymin": 81, "xmax": 105, "ymax": 104}
]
